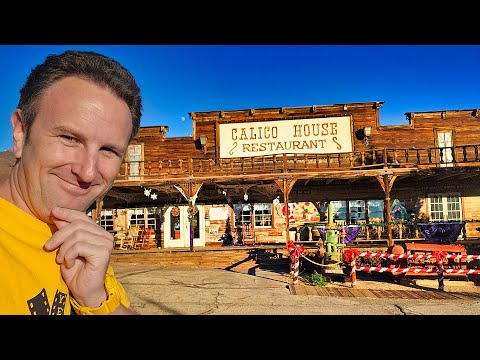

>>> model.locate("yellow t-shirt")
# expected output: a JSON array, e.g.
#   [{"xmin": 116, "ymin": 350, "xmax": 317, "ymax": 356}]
[{"xmin": 0, "ymin": 197, "xmax": 130, "ymax": 315}]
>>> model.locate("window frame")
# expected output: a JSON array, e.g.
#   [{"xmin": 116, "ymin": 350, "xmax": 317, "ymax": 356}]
[
  {"xmin": 234, "ymin": 202, "xmax": 273, "ymax": 229},
  {"xmin": 427, "ymin": 193, "xmax": 462, "ymax": 222}
]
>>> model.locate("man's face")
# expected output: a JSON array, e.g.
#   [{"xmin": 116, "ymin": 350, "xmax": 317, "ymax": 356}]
[{"xmin": 12, "ymin": 76, "xmax": 132, "ymax": 224}]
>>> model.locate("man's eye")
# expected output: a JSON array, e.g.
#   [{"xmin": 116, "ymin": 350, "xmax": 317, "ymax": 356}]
[
  {"xmin": 101, "ymin": 148, "xmax": 119, "ymax": 157},
  {"xmin": 61, "ymin": 135, "xmax": 76, "ymax": 142}
]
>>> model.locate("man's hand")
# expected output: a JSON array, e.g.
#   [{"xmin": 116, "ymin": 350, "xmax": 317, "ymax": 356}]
[{"xmin": 44, "ymin": 207, "xmax": 113, "ymax": 308}]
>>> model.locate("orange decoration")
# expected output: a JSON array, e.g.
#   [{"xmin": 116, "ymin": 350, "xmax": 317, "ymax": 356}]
[{"xmin": 171, "ymin": 206, "xmax": 180, "ymax": 217}]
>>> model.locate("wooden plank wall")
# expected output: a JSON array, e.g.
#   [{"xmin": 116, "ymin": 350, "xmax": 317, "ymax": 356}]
[
  {"xmin": 133, "ymin": 106, "xmax": 479, "ymax": 163},
  {"xmin": 131, "ymin": 103, "xmax": 383, "ymax": 162}
]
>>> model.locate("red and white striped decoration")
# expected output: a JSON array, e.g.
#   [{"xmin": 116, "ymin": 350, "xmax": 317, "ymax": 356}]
[
  {"xmin": 288, "ymin": 241, "xmax": 305, "ymax": 285},
  {"xmin": 292, "ymin": 255, "xmax": 300, "ymax": 284},
  {"xmin": 354, "ymin": 266, "xmax": 480, "ymax": 275},
  {"xmin": 356, "ymin": 251, "xmax": 480, "ymax": 261}
]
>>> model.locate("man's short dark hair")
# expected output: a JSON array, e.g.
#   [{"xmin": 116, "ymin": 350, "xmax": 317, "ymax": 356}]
[{"xmin": 17, "ymin": 50, "xmax": 142, "ymax": 143}]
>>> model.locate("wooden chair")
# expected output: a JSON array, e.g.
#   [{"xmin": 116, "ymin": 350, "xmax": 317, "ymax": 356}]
[
  {"xmin": 113, "ymin": 231, "xmax": 125, "ymax": 249},
  {"xmin": 126, "ymin": 225, "xmax": 141, "ymax": 249},
  {"xmin": 134, "ymin": 227, "xmax": 153, "ymax": 249},
  {"xmin": 114, "ymin": 231, "xmax": 133, "ymax": 250},
  {"xmin": 139, "ymin": 228, "xmax": 155, "ymax": 249},
  {"xmin": 242, "ymin": 223, "xmax": 256, "ymax": 245}
]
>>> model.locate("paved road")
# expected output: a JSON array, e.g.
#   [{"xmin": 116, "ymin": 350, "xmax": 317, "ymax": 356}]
[{"xmin": 111, "ymin": 262, "xmax": 480, "ymax": 315}]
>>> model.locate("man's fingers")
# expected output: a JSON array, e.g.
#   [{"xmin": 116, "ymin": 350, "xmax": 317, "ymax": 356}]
[
  {"xmin": 44, "ymin": 211, "xmax": 113, "ymax": 251},
  {"xmin": 53, "ymin": 229, "xmax": 113, "ymax": 264},
  {"xmin": 61, "ymin": 241, "xmax": 111, "ymax": 269},
  {"xmin": 50, "ymin": 217, "xmax": 70, "ymax": 231},
  {"xmin": 51, "ymin": 206, "xmax": 89, "ymax": 225}
]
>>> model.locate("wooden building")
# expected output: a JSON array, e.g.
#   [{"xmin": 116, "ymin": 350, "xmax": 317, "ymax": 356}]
[{"xmin": 91, "ymin": 101, "xmax": 480, "ymax": 250}]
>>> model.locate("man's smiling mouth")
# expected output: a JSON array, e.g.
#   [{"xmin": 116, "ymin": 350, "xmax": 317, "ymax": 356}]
[{"xmin": 54, "ymin": 174, "xmax": 95, "ymax": 192}]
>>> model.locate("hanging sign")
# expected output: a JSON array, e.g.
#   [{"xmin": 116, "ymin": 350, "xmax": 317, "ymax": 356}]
[{"xmin": 209, "ymin": 206, "xmax": 229, "ymax": 221}]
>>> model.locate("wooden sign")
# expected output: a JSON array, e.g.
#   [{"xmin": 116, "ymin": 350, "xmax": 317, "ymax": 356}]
[{"xmin": 218, "ymin": 116, "xmax": 353, "ymax": 158}]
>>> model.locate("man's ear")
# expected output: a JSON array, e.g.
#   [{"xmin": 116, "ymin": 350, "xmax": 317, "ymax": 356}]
[{"xmin": 11, "ymin": 109, "xmax": 26, "ymax": 159}]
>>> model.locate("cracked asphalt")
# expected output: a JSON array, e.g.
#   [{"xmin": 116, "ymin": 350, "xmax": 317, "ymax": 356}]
[{"xmin": 111, "ymin": 262, "xmax": 480, "ymax": 315}]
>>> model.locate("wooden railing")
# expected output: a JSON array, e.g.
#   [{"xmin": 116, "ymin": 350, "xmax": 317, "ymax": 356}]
[
  {"xmin": 117, "ymin": 144, "xmax": 480, "ymax": 181},
  {"xmin": 297, "ymin": 221, "xmax": 468, "ymax": 246},
  {"xmin": 351, "ymin": 222, "xmax": 425, "ymax": 244}
]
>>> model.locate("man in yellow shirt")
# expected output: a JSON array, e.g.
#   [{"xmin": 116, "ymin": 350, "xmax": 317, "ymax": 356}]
[{"xmin": 0, "ymin": 50, "xmax": 142, "ymax": 315}]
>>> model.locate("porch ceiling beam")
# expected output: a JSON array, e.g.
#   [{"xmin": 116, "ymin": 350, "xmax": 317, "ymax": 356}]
[
  {"xmin": 106, "ymin": 188, "xmax": 139, "ymax": 202},
  {"xmin": 112, "ymin": 167, "xmax": 415, "ymax": 187}
]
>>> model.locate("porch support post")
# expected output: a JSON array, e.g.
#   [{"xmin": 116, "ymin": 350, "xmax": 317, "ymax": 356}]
[
  {"xmin": 95, "ymin": 197, "xmax": 104, "ymax": 225},
  {"xmin": 274, "ymin": 178, "xmax": 297, "ymax": 246},
  {"xmin": 375, "ymin": 172, "xmax": 397, "ymax": 247},
  {"xmin": 175, "ymin": 182, "xmax": 203, "ymax": 251}
]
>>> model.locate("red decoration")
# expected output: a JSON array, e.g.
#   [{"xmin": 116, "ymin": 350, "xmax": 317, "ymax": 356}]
[
  {"xmin": 287, "ymin": 240, "xmax": 304, "ymax": 258},
  {"xmin": 432, "ymin": 250, "xmax": 449, "ymax": 264},
  {"xmin": 343, "ymin": 248, "xmax": 361, "ymax": 263}
]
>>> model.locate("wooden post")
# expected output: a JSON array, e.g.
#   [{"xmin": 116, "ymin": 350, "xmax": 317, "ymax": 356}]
[
  {"xmin": 437, "ymin": 261, "xmax": 445, "ymax": 291},
  {"xmin": 376, "ymin": 173, "xmax": 397, "ymax": 248},
  {"xmin": 95, "ymin": 197, "xmax": 103, "ymax": 224},
  {"xmin": 274, "ymin": 178, "xmax": 297, "ymax": 247},
  {"xmin": 284, "ymin": 191, "xmax": 290, "ymax": 243},
  {"xmin": 350, "ymin": 258, "xmax": 357, "ymax": 288},
  {"xmin": 292, "ymin": 254, "xmax": 300, "ymax": 284},
  {"xmin": 175, "ymin": 182, "xmax": 203, "ymax": 252},
  {"xmin": 384, "ymin": 174, "xmax": 393, "ymax": 247}
]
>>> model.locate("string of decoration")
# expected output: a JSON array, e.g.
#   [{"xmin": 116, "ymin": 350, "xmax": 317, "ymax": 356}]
[{"xmin": 142, "ymin": 186, "xmax": 158, "ymax": 200}]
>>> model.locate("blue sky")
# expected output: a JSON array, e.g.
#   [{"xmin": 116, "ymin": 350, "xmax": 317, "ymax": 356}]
[{"xmin": 0, "ymin": 44, "xmax": 479, "ymax": 152}]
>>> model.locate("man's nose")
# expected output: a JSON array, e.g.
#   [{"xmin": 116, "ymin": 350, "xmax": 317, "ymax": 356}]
[{"xmin": 71, "ymin": 150, "xmax": 99, "ymax": 183}]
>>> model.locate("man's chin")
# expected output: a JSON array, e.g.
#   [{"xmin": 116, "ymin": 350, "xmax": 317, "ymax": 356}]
[{"xmin": 53, "ymin": 200, "xmax": 93, "ymax": 213}]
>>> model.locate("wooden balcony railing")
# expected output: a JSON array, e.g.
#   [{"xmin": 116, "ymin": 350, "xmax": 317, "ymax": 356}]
[{"xmin": 116, "ymin": 145, "xmax": 480, "ymax": 182}]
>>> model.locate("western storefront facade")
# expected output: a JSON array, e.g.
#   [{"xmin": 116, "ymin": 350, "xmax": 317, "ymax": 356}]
[{"xmin": 89, "ymin": 102, "xmax": 480, "ymax": 250}]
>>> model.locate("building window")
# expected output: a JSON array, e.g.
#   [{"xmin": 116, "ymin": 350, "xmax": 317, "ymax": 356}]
[
  {"xmin": 99, "ymin": 209, "xmax": 114, "ymax": 231},
  {"xmin": 349, "ymin": 200, "xmax": 366, "ymax": 223},
  {"xmin": 128, "ymin": 208, "xmax": 146, "ymax": 227},
  {"xmin": 146, "ymin": 207, "xmax": 159, "ymax": 229},
  {"xmin": 233, "ymin": 203, "xmax": 272, "ymax": 229},
  {"xmin": 234, "ymin": 203, "xmax": 252, "ymax": 227},
  {"xmin": 367, "ymin": 200, "xmax": 384, "ymax": 221},
  {"xmin": 437, "ymin": 130, "xmax": 454, "ymax": 167},
  {"xmin": 253, "ymin": 203, "xmax": 272, "ymax": 228},
  {"xmin": 127, "ymin": 144, "xmax": 143, "ymax": 180},
  {"xmin": 128, "ymin": 207, "xmax": 159, "ymax": 229},
  {"xmin": 322, "ymin": 200, "xmax": 383, "ymax": 224},
  {"xmin": 330, "ymin": 200, "xmax": 347, "ymax": 221},
  {"xmin": 428, "ymin": 194, "xmax": 461, "ymax": 222}
]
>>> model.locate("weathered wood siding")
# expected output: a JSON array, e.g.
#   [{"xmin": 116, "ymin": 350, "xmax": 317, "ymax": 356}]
[
  {"xmin": 191, "ymin": 102, "xmax": 381, "ymax": 158},
  {"xmin": 463, "ymin": 196, "xmax": 480, "ymax": 237},
  {"xmin": 110, "ymin": 102, "xmax": 480, "ymax": 245},
  {"xmin": 133, "ymin": 107, "xmax": 479, "ymax": 164}
]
